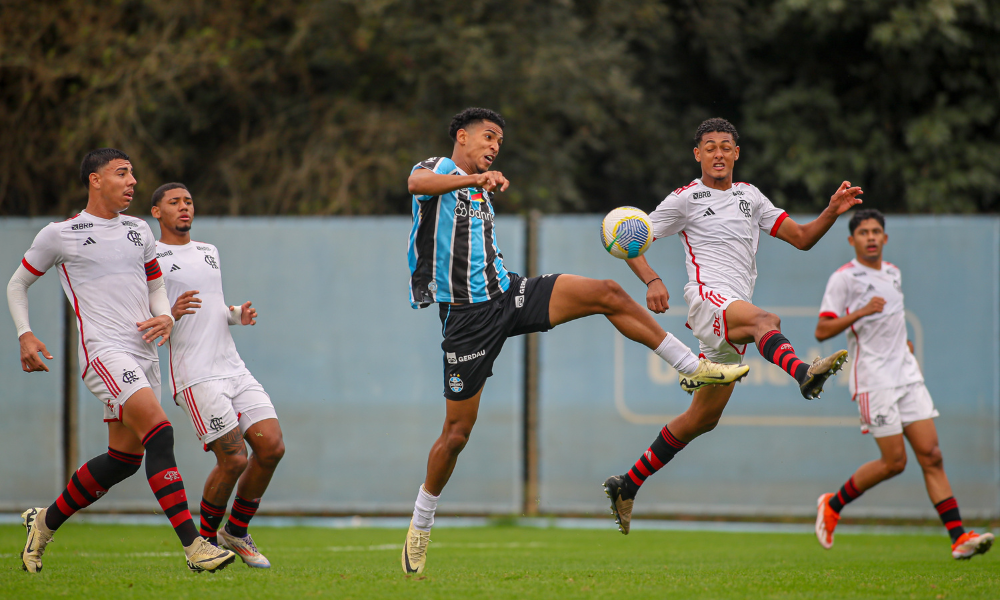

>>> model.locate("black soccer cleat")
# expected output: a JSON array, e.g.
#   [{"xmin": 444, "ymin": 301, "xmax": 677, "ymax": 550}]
[
  {"xmin": 799, "ymin": 350, "xmax": 849, "ymax": 400},
  {"xmin": 603, "ymin": 475, "xmax": 636, "ymax": 535}
]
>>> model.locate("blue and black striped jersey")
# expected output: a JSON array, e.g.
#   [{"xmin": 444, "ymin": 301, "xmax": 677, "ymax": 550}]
[{"xmin": 407, "ymin": 157, "xmax": 511, "ymax": 308}]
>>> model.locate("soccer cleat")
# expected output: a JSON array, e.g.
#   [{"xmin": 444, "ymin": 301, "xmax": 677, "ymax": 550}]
[
  {"xmin": 603, "ymin": 475, "xmax": 635, "ymax": 535},
  {"xmin": 815, "ymin": 493, "xmax": 840, "ymax": 549},
  {"xmin": 401, "ymin": 519, "xmax": 430, "ymax": 574},
  {"xmin": 219, "ymin": 528, "xmax": 271, "ymax": 568},
  {"xmin": 184, "ymin": 536, "xmax": 237, "ymax": 572},
  {"xmin": 799, "ymin": 350, "xmax": 849, "ymax": 400},
  {"xmin": 678, "ymin": 359, "xmax": 751, "ymax": 394},
  {"xmin": 21, "ymin": 507, "xmax": 54, "ymax": 573},
  {"xmin": 951, "ymin": 531, "xmax": 994, "ymax": 560}
]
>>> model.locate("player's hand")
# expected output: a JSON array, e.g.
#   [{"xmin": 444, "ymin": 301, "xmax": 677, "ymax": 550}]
[
  {"xmin": 19, "ymin": 332, "xmax": 53, "ymax": 373},
  {"xmin": 238, "ymin": 301, "xmax": 257, "ymax": 326},
  {"xmin": 138, "ymin": 314, "xmax": 174, "ymax": 347},
  {"xmin": 646, "ymin": 279, "xmax": 670, "ymax": 313},
  {"xmin": 828, "ymin": 181, "xmax": 864, "ymax": 215},
  {"xmin": 171, "ymin": 290, "xmax": 201, "ymax": 321},
  {"xmin": 907, "ymin": 339, "xmax": 914, "ymax": 354},
  {"xmin": 474, "ymin": 171, "xmax": 509, "ymax": 193},
  {"xmin": 860, "ymin": 296, "xmax": 885, "ymax": 316}
]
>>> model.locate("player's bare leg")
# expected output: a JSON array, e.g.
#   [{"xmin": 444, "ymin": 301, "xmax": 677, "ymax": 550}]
[
  {"xmin": 404, "ymin": 388, "xmax": 484, "ymax": 574},
  {"xmin": 549, "ymin": 275, "xmax": 748, "ymax": 386},
  {"xmin": 723, "ymin": 300, "xmax": 847, "ymax": 399},
  {"xmin": 605, "ymin": 383, "xmax": 736, "ymax": 533}
]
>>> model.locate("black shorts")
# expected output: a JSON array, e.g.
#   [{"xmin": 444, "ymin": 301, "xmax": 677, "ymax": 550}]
[{"xmin": 440, "ymin": 273, "xmax": 561, "ymax": 400}]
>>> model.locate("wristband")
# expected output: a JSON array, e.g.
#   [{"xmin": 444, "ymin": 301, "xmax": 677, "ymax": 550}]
[{"xmin": 645, "ymin": 277, "xmax": 662, "ymax": 287}]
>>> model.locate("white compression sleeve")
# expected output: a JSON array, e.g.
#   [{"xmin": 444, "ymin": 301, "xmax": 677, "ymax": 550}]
[
  {"xmin": 7, "ymin": 264, "xmax": 40, "ymax": 338},
  {"xmin": 147, "ymin": 277, "xmax": 174, "ymax": 322},
  {"xmin": 227, "ymin": 304, "xmax": 242, "ymax": 326},
  {"xmin": 654, "ymin": 332, "xmax": 701, "ymax": 375}
]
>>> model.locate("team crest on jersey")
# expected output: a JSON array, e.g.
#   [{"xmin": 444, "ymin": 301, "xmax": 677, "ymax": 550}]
[
  {"xmin": 208, "ymin": 415, "xmax": 226, "ymax": 432},
  {"xmin": 427, "ymin": 281, "xmax": 438, "ymax": 292},
  {"xmin": 122, "ymin": 369, "xmax": 139, "ymax": 384},
  {"xmin": 127, "ymin": 230, "xmax": 142, "ymax": 246},
  {"xmin": 204, "ymin": 255, "xmax": 219, "ymax": 269},
  {"xmin": 739, "ymin": 199, "xmax": 751, "ymax": 218}
]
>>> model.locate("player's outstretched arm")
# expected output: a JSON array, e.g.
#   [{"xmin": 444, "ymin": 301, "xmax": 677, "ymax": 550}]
[
  {"xmin": 626, "ymin": 255, "xmax": 670, "ymax": 313},
  {"xmin": 408, "ymin": 168, "xmax": 509, "ymax": 196},
  {"xmin": 7, "ymin": 264, "xmax": 53, "ymax": 372},
  {"xmin": 775, "ymin": 181, "xmax": 864, "ymax": 250},
  {"xmin": 815, "ymin": 296, "xmax": 885, "ymax": 341},
  {"xmin": 228, "ymin": 301, "xmax": 257, "ymax": 326}
]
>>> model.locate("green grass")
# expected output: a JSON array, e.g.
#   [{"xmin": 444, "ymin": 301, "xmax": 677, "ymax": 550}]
[{"xmin": 1, "ymin": 524, "xmax": 997, "ymax": 599}]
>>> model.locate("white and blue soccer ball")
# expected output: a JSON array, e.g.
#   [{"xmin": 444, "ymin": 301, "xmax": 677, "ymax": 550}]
[{"xmin": 601, "ymin": 206, "xmax": 653, "ymax": 259}]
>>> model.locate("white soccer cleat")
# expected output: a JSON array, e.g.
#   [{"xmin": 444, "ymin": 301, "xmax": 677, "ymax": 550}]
[
  {"xmin": 21, "ymin": 507, "xmax": 54, "ymax": 573},
  {"xmin": 219, "ymin": 528, "xmax": 271, "ymax": 568},
  {"xmin": 679, "ymin": 359, "xmax": 750, "ymax": 394},
  {"xmin": 184, "ymin": 536, "xmax": 237, "ymax": 572},
  {"xmin": 401, "ymin": 519, "xmax": 430, "ymax": 574},
  {"xmin": 951, "ymin": 531, "xmax": 994, "ymax": 560},
  {"xmin": 800, "ymin": 350, "xmax": 849, "ymax": 399},
  {"xmin": 815, "ymin": 493, "xmax": 840, "ymax": 550}
]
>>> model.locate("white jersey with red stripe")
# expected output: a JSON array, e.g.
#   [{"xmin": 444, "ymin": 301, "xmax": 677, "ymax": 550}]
[
  {"xmin": 157, "ymin": 240, "xmax": 249, "ymax": 396},
  {"xmin": 648, "ymin": 179, "xmax": 789, "ymax": 302},
  {"xmin": 21, "ymin": 211, "xmax": 161, "ymax": 373},
  {"xmin": 819, "ymin": 259, "xmax": 923, "ymax": 396}
]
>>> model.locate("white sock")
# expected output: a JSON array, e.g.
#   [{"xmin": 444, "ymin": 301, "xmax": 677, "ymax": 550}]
[
  {"xmin": 412, "ymin": 485, "xmax": 438, "ymax": 532},
  {"xmin": 654, "ymin": 333, "xmax": 700, "ymax": 375}
]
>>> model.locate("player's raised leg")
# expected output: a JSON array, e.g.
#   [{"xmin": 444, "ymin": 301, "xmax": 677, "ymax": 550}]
[
  {"xmin": 548, "ymin": 275, "xmax": 749, "ymax": 386},
  {"xmin": 605, "ymin": 382, "xmax": 736, "ymax": 533},
  {"xmin": 723, "ymin": 300, "xmax": 847, "ymax": 399}
]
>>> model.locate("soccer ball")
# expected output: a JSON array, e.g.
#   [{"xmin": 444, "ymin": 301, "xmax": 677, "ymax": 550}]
[{"xmin": 601, "ymin": 207, "xmax": 653, "ymax": 259}]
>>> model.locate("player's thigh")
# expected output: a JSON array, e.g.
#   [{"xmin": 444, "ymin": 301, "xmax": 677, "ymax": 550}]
[
  {"xmin": 85, "ymin": 352, "xmax": 161, "ymax": 425},
  {"xmin": 174, "ymin": 379, "xmax": 240, "ymax": 448},
  {"xmin": 858, "ymin": 387, "xmax": 903, "ymax": 438},
  {"xmin": 444, "ymin": 386, "xmax": 484, "ymax": 434},
  {"xmin": 873, "ymin": 432, "xmax": 907, "ymax": 464},
  {"xmin": 683, "ymin": 285, "xmax": 747, "ymax": 363},
  {"xmin": 547, "ymin": 274, "xmax": 627, "ymax": 326},
  {"xmin": 902, "ymin": 418, "xmax": 941, "ymax": 459},
  {"xmin": 107, "ymin": 419, "xmax": 144, "ymax": 455},
  {"xmin": 120, "ymin": 387, "xmax": 170, "ymax": 440},
  {"xmin": 716, "ymin": 299, "xmax": 773, "ymax": 344},
  {"xmin": 440, "ymin": 303, "xmax": 506, "ymax": 402}
]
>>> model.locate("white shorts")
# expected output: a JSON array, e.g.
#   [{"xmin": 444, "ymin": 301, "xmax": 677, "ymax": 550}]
[
  {"xmin": 856, "ymin": 381, "xmax": 938, "ymax": 437},
  {"xmin": 173, "ymin": 372, "xmax": 276, "ymax": 447},
  {"xmin": 683, "ymin": 283, "xmax": 746, "ymax": 365},
  {"xmin": 83, "ymin": 351, "xmax": 161, "ymax": 423}
]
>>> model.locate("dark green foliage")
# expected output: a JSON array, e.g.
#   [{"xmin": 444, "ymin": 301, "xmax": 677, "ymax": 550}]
[{"xmin": 1, "ymin": 0, "xmax": 997, "ymax": 216}]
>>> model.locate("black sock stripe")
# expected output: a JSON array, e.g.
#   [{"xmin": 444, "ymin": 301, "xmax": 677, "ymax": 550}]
[
  {"xmin": 70, "ymin": 473, "xmax": 98, "ymax": 504},
  {"xmin": 60, "ymin": 491, "xmax": 82, "ymax": 511},
  {"xmin": 153, "ymin": 482, "xmax": 186, "ymax": 499}
]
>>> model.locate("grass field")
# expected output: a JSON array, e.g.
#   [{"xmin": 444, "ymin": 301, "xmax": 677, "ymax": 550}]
[{"xmin": 1, "ymin": 523, "xmax": 997, "ymax": 599}]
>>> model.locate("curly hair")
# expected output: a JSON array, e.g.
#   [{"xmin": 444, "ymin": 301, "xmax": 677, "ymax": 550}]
[
  {"xmin": 449, "ymin": 107, "xmax": 505, "ymax": 141},
  {"xmin": 694, "ymin": 118, "xmax": 739, "ymax": 145},
  {"xmin": 848, "ymin": 208, "xmax": 885, "ymax": 235},
  {"xmin": 79, "ymin": 148, "xmax": 130, "ymax": 187}
]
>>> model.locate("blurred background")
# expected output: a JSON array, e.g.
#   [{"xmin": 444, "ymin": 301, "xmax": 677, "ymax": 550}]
[{"xmin": 1, "ymin": 1, "xmax": 998, "ymax": 521}]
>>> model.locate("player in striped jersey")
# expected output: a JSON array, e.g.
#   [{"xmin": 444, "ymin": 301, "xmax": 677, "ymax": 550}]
[
  {"xmin": 813, "ymin": 209, "xmax": 992, "ymax": 559},
  {"xmin": 401, "ymin": 108, "xmax": 750, "ymax": 574},
  {"xmin": 6, "ymin": 149, "xmax": 234, "ymax": 573}
]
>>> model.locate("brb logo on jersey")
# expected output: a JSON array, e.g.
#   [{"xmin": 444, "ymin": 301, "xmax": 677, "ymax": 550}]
[
  {"xmin": 204, "ymin": 255, "xmax": 219, "ymax": 269},
  {"xmin": 127, "ymin": 230, "xmax": 142, "ymax": 246},
  {"xmin": 122, "ymin": 369, "xmax": 140, "ymax": 384}
]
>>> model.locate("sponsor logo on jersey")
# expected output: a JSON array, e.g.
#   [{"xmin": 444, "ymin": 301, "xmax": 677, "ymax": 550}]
[
  {"xmin": 712, "ymin": 314, "xmax": 722, "ymax": 337},
  {"xmin": 515, "ymin": 295, "xmax": 525, "ymax": 308},
  {"xmin": 83, "ymin": 237, "xmax": 97, "ymax": 246},
  {"xmin": 446, "ymin": 352, "xmax": 458, "ymax": 364},
  {"xmin": 454, "ymin": 200, "xmax": 494, "ymax": 222},
  {"xmin": 204, "ymin": 255, "xmax": 219, "ymax": 269},
  {"xmin": 127, "ymin": 230, "xmax": 143, "ymax": 246},
  {"xmin": 121, "ymin": 220, "xmax": 139, "ymax": 227},
  {"xmin": 449, "ymin": 375, "xmax": 464, "ymax": 393},
  {"xmin": 196, "ymin": 245, "xmax": 211, "ymax": 251},
  {"xmin": 852, "ymin": 271, "xmax": 867, "ymax": 277},
  {"xmin": 693, "ymin": 191, "xmax": 711, "ymax": 200},
  {"xmin": 457, "ymin": 349, "xmax": 485, "ymax": 363},
  {"xmin": 427, "ymin": 281, "xmax": 438, "ymax": 292},
  {"xmin": 95, "ymin": 490, "xmax": 106, "ymax": 498},
  {"xmin": 732, "ymin": 190, "xmax": 745, "ymax": 196},
  {"xmin": 122, "ymin": 369, "xmax": 140, "ymax": 384},
  {"xmin": 170, "ymin": 264, "xmax": 181, "ymax": 272},
  {"xmin": 519, "ymin": 278, "xmax": 527, "ymax": 294},
  {"xmin": 72, "ymin": 222, "xmax": 94, "ymax": 230},
  {"xmin": 157, "ymin": 250, "xmax": 173, "ymax": 258},
  {"xmin": 703, "ymin": 207, "xmax": 716, "ymax": 217},
  {"xmin": 208, "ymin": 415, "xmax": 226, "ymax": 432},
  {"xmin": 739, "ymin": 199, "xmax": 751, "ymax": 218}
]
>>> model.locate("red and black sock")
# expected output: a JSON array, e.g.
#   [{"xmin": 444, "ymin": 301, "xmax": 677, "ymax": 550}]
[
  {"xmin": 621, "ymin": 426, "xmax": 687, "ymax": 498},
  {"xmin": 757, "ymin": 331, "xmax": 810, "ymax": 384},
  {"xmin": 199, "ymin": 499, "xmax": 227, "ymax": 543},
  {"xmin": 142, "ymin": 421, "xmax": 199, "ymax": 546},
  {"xmin": 934, "ymin": 497, "xmax": 965, "ymax": 543},
  {"xmin": 828, "ymin": 476, "xmax": 863, "ymax": 513},
  {"xmin": 225, "ymin": 494, "xmax": 260, "ymax": 538},
  {"xmin": 44, "ymin": 447, "xmax": 143, "ymax": 531}
]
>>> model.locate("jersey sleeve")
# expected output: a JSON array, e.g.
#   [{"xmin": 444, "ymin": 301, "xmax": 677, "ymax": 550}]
[
  {"xmin": 141, "ymin": 222, "xmax": 162, "ymax": 281},
  {"xmin": 21, "ymin": 223, "xmax": 63, "ymax": 276},
  {"xmin": 648, "ymin": 193, "xmax": 687, "ymax": 240},
  {"xmin": 411, "ymin": 157, "xmax": 456, "ymax": 201},
  {"xmin": 753, "ymin": 187, "xmax": 788, "ymax": 237},
  {"xmin": 819, "ymin": 272, "xmax": 850, "ymax": 319}
]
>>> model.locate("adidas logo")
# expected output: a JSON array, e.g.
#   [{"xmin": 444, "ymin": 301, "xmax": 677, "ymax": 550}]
[
  {"xmin": 703, "ymin": 207, "xmax": 716, "ymax": 217},
  {"xmin": 866, "ymin": 283, "xmax": 876, "ymax": 292},
  {"xmin": 170, "ymin": 264, "xmax": 181, "ymax": 272},
  {"xmin": 83, "ymin": 237, "xmax": 96, "ymax": 246}
]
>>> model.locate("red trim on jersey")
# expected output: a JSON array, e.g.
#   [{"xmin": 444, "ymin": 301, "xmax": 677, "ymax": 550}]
[
  {"xmin": 144, "ymin": 259, "xmax": 162, "ymax": 281},
  {"xmin": 722, "ymin": 308, "xmax": 747, "ymax": 356},
  {"xmin": 93, "ymin": 358, "xmax": 121, "ymax": 397},
  {"xmin": 672, "ymin": 180, "xmax": 699, "ymax": 195},
  {"xmin": 769, "ymin": 212, "xmax": 789, "ymax": 237},
  {"xmin": 61, "ymin": 265, "xmax": 91, "ymax": 376},
  {"xmin": 680, "ymin": 231, "xmax": 703, "ymax": 284},
  {"xmin": 819, "ymin": 311, "xmax": 839, "ymax": 319},
  {"xmin": 21, "ymin": 258, "xmax": 44, "ymax": 276},
  {"xmin": 848, "ymin": 307, "xmax": 861, "ymax": 399},
  {"xmin": 835, "ymin": 261, "xmax": 855, "ymax": 273},
  {"xmin": 168, "ymin": 345, "xmax": 178, "ymax": 398},
  {"xmin": 184, "ymin": 388, "xmax": 208, "ymax": 436},
  {"xmin": 60, "ymin": 213, "xmax": 81, "ymax": 222}
]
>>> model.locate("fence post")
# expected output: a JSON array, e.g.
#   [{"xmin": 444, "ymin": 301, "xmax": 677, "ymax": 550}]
[
  {"xmin": 62, "ymin": 296, "xmax": 78, "ymax": 482},
  {"xmin": 523, "ymin": 210, "xmax": 541, "ymax": 515}
]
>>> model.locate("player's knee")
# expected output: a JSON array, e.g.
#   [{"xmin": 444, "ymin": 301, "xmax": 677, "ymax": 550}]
[
  {"xmin": 217, "ymin": 448, "xmax": 249, "ymax": 478},
  {"xmin": 695, "ymin": 415, "xmax": 722, "ymax": 435},
  {"xmin": 598, "ymin": 279, "xmax": 628, "ymax": 310},
  {"xmin": 919, "ymin": 445, "xmax": 943, "ymax": 470},
  {"xmin": 444, "ymin": 426, "xmax": 473, "ymax": 455},
  {"xmin": 256, "ymin": 438, "xmax": 285, "ymax": 469},
  {"xmin": 884, "ymin": 454, "xmax": 907, "ymax": 477},
  {"xmin": 759, "ymin": 311, "xmax": 781, "ymax": 332}
]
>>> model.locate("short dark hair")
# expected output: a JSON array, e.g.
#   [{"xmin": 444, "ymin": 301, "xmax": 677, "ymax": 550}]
[
  {"xmin": 848, "ymin": 208, "xmax": 885, "ymax": 235},
  {"xmin": 151, "ymin": 182, "xmax": 189, "ymax": 208},
  {"xmin": 694, "ymin": 118, "xmax": 739, "ymax": 145},
  {"xmin": 80, "ymin": 148, "xmax": 130, "ymax": 187},
  {"xmin": 449, "ymin": 107, "xmax": 505, "ymax": 141}
]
